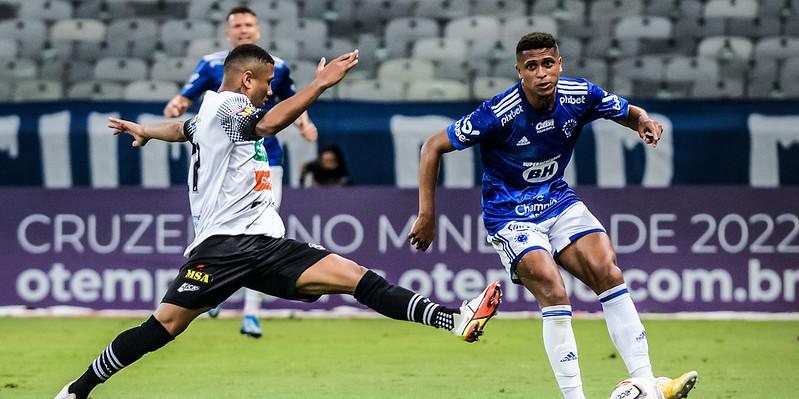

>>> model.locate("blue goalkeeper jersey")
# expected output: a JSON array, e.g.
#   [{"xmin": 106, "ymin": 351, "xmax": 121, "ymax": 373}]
[
  {"xmin": 446, "ymin": 77, "xmax": 630, "ymax": 235},
  {"xmin": 181, "ymin": 50, "xmax": 296, "ymax": 166}
]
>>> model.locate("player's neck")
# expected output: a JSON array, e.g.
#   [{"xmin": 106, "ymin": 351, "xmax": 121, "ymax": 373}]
[{"xmin": 521, "ymin": 85, "xmax": 556, "ymax": 112}]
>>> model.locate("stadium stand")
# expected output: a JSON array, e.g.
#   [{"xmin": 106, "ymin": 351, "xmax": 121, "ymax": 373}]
[{"xmin": 0, "ymin": 0, "xmax": 796, "ymax": 101}]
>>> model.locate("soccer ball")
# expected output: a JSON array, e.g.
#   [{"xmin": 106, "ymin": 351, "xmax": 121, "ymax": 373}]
[{"xmin": 608, "ymin": 377, "xmax": 664, "ymax": 399}]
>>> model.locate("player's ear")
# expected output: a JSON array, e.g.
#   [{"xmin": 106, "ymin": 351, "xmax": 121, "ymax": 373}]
[
  {"xmin": 515, "ymin": 64, "xmax": 521, "ymax": 80},
  {"xmin": 559, "ymin": 57, "xmax": 563, "ymax": 73},
  {"xmin": 242, "ymin": 70, "xmax": 253, "ymax": 89}
]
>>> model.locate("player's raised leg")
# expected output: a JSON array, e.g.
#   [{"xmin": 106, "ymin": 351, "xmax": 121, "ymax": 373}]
[
  {"xmin": 55, "ymin": 304, "xmax": 207, "ymax": 399},
  {"xmin": 515, "ymin": 250, "xmax": 586, "ymax": 399},
  {"xmin": 295, "ymin": 253, "xmax": 501, "ymax": 341}
]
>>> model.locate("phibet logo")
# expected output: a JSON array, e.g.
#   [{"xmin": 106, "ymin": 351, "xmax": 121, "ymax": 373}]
[{"xmin": 559, "ymin": 96, "xmax": 586, "ymax": 105}]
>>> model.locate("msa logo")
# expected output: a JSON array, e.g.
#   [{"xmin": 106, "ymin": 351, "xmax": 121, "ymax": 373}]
[
  {"xmin": 177, "ymin": 283, "xmax": 199, "ymax": 293},
  {"xmin": 185, "ymin": 269, "xmax": 211, "ymax": 284},
  {"xmin": 535, "ymin": 118, "xmax": 554, "ymax": 133},
  {"xmin": 559, "ymin": 96, "xmax": 586, "ymax": 105},
  {"xmin": 500, "ymin": 105, "xmax": 522, "ymax": 126},
  {"xmin": 522, "ymin": 155, "xmax": 561, "ymax": 183}
]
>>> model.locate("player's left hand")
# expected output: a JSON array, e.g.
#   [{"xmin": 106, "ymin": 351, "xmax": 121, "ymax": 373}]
[
  {"xmin": 637, "ymin": 116, "xmax": 663, "ymax": 148},
  {"xmin": 408, "ymin": 214, "xmax": 436, "ymax": 252},
  {"xmin": 298, "ymin": 121, "xmax": 318, "ymax": 142},
  {"xmin": 109, "ymin": 117, "xmax": 149, "ymax": 147}
]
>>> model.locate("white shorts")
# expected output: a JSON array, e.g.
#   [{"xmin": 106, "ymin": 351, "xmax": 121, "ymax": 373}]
[{"xmin": 488, "ymin": 202, "xmax": 605, "ymax": 284}]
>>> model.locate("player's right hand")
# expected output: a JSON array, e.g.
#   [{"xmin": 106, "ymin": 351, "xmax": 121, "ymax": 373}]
[
  {"xmin": 314, "ymin": 49, "xmax": 359, "ymax": 89},
  {"xmin": 109, "ymin": 117, "xmax": 149, "ymax": 148},
  {"xmin": 408, "ymin": 214, "xmax": 435, "ymax": 252},
  {"xmin": 163, "ymin": 95, "xmax": 190, "ymax": 118}
]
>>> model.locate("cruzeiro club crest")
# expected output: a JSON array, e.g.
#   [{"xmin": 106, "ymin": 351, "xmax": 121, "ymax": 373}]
[
  {"xmin": 254, "ymin": 138, "xmax": 268, "ymax": 162},
  {"xmin": 562, "ymin": 119, "xmax": 578, "ymax": 138}
]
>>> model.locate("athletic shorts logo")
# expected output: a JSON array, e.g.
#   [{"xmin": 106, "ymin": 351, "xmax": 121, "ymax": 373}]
[
  {"xmin": 308, "ymin": 242, "xmax": 326, "ymax": 251},
  {"xmin": 185, "ymin": 269, "xmax": 211, "ymax": 284},
  {"xmin": 177, "ymin": 283, "xmax": 199, "ymax": 293}
]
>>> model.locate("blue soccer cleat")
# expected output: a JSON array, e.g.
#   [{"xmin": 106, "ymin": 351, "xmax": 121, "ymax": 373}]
[
  {"xmin": 240, "ymin": 315, "xmax": 262, "ymax": 338},
  {"xmin": 207, "ymin": 304, "xmax": 222, "ymax": 318}
]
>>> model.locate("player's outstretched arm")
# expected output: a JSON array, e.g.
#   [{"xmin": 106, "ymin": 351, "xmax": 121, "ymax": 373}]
[
  {"xmin": 409, "ymin": 129, "xmax": 456, "ymax": 251},
  {"xmin": 109, "ymin": 117, "xmax": 187, "ymax": 147},
  {"xmin": 256, "ymin": 50, "xmax": 359, "ymax": 137},
  {"xmin": 616, "ymin": 104, "xmax": 663, "ymax": 148}
]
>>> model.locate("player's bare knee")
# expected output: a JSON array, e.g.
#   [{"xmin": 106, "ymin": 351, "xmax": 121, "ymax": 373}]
[{"xmin": 591, "ymin": 263, "xmax": 624, "ymax": 293}]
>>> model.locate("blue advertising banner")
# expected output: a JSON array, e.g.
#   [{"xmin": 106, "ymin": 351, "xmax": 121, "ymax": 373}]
[
  {"xmin": 3, "ymin": 187, "xmax": 797, "ymax": 313},
  {"xmin": 0, "ymin": 100, "xmax": 798, "ymax": 188}
]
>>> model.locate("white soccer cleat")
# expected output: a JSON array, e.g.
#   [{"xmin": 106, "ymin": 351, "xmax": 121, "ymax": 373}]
[
  {"xmin": 54, "ymin": 381, "xmax": 76, "ymax": 399},
  {"xmin": 656, "ymin": 370, "xmax": 699, "ymax": 399},
  {"xmin": 451, "ymin": 281, "xmax": 502, "ymax": 342}
]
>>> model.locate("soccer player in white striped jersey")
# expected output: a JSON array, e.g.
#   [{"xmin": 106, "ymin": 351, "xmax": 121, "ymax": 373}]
[
  {"xmin": 410, "ymin": 32, "xmax": 697, "ymax": 399},
  {"xmin": 54, "ymin": 44, "xmax": 502, "ymax": 399}
]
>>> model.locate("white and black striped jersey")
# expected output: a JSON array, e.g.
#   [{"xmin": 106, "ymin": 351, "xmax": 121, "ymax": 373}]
[{"xmin": 183, "ymin": 90, "xmax": 284, "ymax": 256}]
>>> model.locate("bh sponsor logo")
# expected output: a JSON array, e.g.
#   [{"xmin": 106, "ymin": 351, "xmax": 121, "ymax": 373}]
[
  {"xmin": 500, "ymin": 105, "xmax": 523, "ymax": 126},
  {"xmin": 522, "ymin": 155, "xmax": 560, "ymax": 183},
  {"xmin": 559, "ymin": 95, "xmax": 586, "ymax": 105},
  {"xmin": 535, "ymin": 118, "xmax": 555, "ymax": 133}
]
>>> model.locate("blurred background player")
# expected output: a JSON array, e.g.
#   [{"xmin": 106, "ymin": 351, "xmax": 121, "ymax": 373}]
[
  {"xmin": 56, "ymin": 44, "xmax": 501, "ymax": 399},
  {"xmin": 301, "ymin": 144, "xmax": 350, "ymax": 187},
  {"xmin": 409, "ymin": 32, "xmax": 698, "ymax": 399},
  {"xmin": 163, "ymin": 6, "xmax": 318, "ymax": 338}
]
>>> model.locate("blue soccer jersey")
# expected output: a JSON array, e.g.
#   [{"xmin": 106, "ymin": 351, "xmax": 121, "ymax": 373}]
[
  {"xmin": 446, "ymin": 77, "xmax": 629, "ymax": 235},
  {"xmin": 180, "ymin": 50, "xmax": 297, "ymax": 166}
]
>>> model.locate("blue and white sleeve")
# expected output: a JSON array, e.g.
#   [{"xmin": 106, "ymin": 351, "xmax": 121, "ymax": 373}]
[
  {"xmin": 445, "ymin": 101, "xmax": 499, "ymax": 150},
  {"xmin": 584, "ymin": 81, "xmax": 630, "ymax": 122},
  {"xmin": 180, "ymin": 59, "xmax": 215, "ymax": 101}
]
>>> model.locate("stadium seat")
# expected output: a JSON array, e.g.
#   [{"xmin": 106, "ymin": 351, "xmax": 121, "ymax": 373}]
[
  {"xmin": 445, "ymin": 16, "xmax": 501, "ymax": 59},
  {"xmin": 187, "ymin": 38, "xmax": 227, "ymax": 58},
  {"xmin": 726, "ymin": 17, "xmax": 781, "ymax": 38},
  {"xmin": 250, "ymin": 1, "xmax": 299, "ymax": 22},
  {"xmin": 559, "ymin": 16, "xmax": 611, "ymax": 39},
  {"xmin": 272, "ymin": 18, "xmax": 328, "ymax": 56},
  {"xmin": 614, "ymin": 16, "xmax": 672, "ymax": 39},
  {"xmin": 384, "ymin": 17, "xmax": 438, "ymax": 58},
  {"xmin": 590, "ymin": 0, "xmax": 643, "ymax": 19},
  {"xmin": 758, "ymin": 1, "xmax": 792, "ymax": 17},
  {"xmin": 645, "ymin": 0, "xmax": 702, "ymax": 18},
  {"xmin": 50, "ymin": 19, "xmax": 106, "ymax": 42},
  {"xmin": 406, "ymin": 79, "xmax": 469, "ymax": 101},
  {"xmin": 754, "ymin": 37, "xmax": 799, "ymax": 59},
  {"xmin": 151, "ymin": 57, "xmax": 197, "ymax": 84},
  {"xmin": 0, "ymin": 2, "xmax": 14, "ymax": 20},
  {"xmin": 584, "ymin": 37, "xmax": 640, "ymax": 58},
  {"xmin": 67, "ymin": 81, "xmax": 124, "ymax": 100},
  {"xmin": 566, "ymin": 58, "xmax": 608, "ymax": 87},
  {"xmin": 609, "ymin": 76, "xmax": 633, "ymax": 98},
  {"xmin": 413, "ymin": 0, "xmax": 470, "ymax": 20},
  {"xmin": 354, "ymin": 33, "xmax": 380, "ymax": 71},
  {"xmin": 302, "ymin": 37, "xmax": 355, "ymax": 63},
  {"xmin": 74, "ymin": 0, "xmax": 135, "ymax": 21},
  {"xmin": 18, "ymin": 0, "xmax": 72, "ymax": 21},
  {"xmin": 783, "ymin": 15, "xmax": 799, "ymax": 36},
  {"xmin": 0, "ymin": 58, "xmax": 38, "ymax": 81},
  {"xmin": 0, "ymin": 39, "xmax": 17, "ymax": 58},
  {"xmin": 160, "ymin": 19, "xmax": 215, "ymax": 57},
  {"xmin": 338, "ymin": 79, "xmax": 406, "ymax": 101},
  {"xmin": 491, "ymin": 56, "xmax": 520, "ymax": 80},
  {"xmin": 472, "ymin": 76, "xmax": 516, "ymax": 100},
  {"xmin": 637, "ymin": 38, "xmax": 696, "ymax": 57},
  {"xmin": 265, "ymin": 39, "xmax": 300, "ymax": 61},
  {"xmin": 501, "ymin": 16, "xmax": 559, "ymax": 49},
  {"xmin": 286, "ymin": 60, "xmax": 318, "ymax": 89},
  {"xmin": 299, "ymin": 0, "xmax": 330, "ymax": 19},
  {"xmin": 747, "ymin": 79, "xmax": 784, "ymax": 99},
  {"xmin": 664, "ymin": 57, "xmax": 719, "ymax": 83},
  {"xmin": 13, "ymin": 80, "xmax": 62, "ymax": 102},
  {"xmin": 697, "ymin": 36, "xmax": 753, "ymax": 60},
  {"xmin": 94, "ymin": 57, "xmax": 148, "ymax": 82},
  {"xmin": 472, "ymin": 0, "xmax": 527, "ymax": 17},
  {"xmin": 124, "ymin": 80, "xmax": 180, "ymax": 101},
  {"xmin": 532, "ymin": 0, "xmax": 587, "ymax": 20},
  {"xmin": 704, "ymin": 0, "xmax": 758, "ymax": 18},
  {"xmin": 187, "ymin": 0, "xmax": 239, "ymax": 22},
  {"xmin": 0, "ymin": 20, "xmax": 47, "ymax": 59},
  {"xmin": 107, "ymin": 19, "xmax": 158, "ymax": 42},
  {"xmin": 557, "ymin": 36, "xmax": 583, "ymax": 60},
  {"xmin": 672, "ymin": 17, "xmax": 726, "ymax": 40},
  {"xmin": 781, "ymin": 57, "xmax": 799, "ymax": 95},
  {"xmin": 413, "ymin": 38, "xmax": 468, "ymax": 65},
  {"xmin": 0, "ymin": 81, "xmax": 11, "ymax": 101},
  {"xmin": 355, "ymin": 0, "xmax": 414, "ymax": 23},
  {"xmin": 612, "ymin": 56, "xmax": 667, "ymax": 82},
  {"xmin": 128, "ymin": 1, "xmax": 188, "ymax": 20},
  {"xmin": 745, "ymin": 58, "xmax": 778, "ymax": 83},
  {"xmin": 377, "ymin": 58, "xmax": 435, "ymax": 83},
  {"xmin": 691, "ymin": 78, "xmax": 744, "ymax": 98}
]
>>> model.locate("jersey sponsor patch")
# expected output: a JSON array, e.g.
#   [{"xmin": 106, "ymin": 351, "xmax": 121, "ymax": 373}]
[
  {"xmin": 234, "ymin": 105, "xmax": 257, "ymax": 117},
  {"xmin": 254, "ymin": 169, "xmax": 272, "ymax": 192}
]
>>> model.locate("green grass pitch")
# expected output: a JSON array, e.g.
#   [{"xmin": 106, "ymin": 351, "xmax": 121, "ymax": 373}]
[{"xmin": 0, "ymin": 317, "xmax": 797, "ymax": 398}]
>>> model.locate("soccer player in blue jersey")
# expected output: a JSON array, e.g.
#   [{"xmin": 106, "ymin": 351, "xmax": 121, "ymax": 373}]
[
  {"xmin": 164, "ymin": 6, "xmax": 317, "ymax": 338},
  {"xmin": 410, "ymin": 32, "xmax": 698, "ymax": 399}
]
